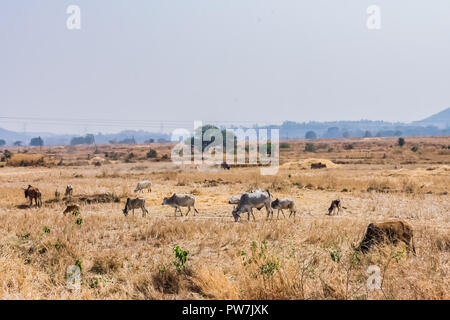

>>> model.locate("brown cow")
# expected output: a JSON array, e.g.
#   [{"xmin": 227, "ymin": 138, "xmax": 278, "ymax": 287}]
[
  {"xmin": 24, "ymin": 185, "xmax": 42, "ymax": 208},
  {"xmin": 311, "ymin": 162, "xmax": 326, "ymax": 169},
  {"xmin": 63, "ymin": 204, "xmax": 80, "ymax": 215},
  {"xmin": 356, "ymin": 220, "xmax": 416, "ymax": 255},
  {"xmin": 327, "ymin": 200, "xmax": 346, "ymax": 215}
]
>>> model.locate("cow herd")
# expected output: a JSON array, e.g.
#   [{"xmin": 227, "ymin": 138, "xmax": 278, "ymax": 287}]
[{"xmin": 20, "ymin": 181, "xmax": 417, "ymax": 255}]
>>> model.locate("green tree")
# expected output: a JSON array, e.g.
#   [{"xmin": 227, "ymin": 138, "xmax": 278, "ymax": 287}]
[
  {"xmin": 398, "ymin": 137, "xmax": 405, "ymax": 147},
  {"xmin": 305, "ymin": 131, "xmax": 317, "ymax": 140},
  {"xmin": 30, "ymin": 136, "xmax": 44, "ymax": 147}
]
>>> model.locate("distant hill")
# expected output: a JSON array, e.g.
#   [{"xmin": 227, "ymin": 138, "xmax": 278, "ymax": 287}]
[
  {"xmin": 0, "ymin": 129, "xmax": 170, "ymax": 146},
  {"xmin": 414, "ymin": 107, "xmax": 450, "ymax": 128},
  {"xmin": 1, "ymin": 107, "xmax": 449, "ymax": 146}
]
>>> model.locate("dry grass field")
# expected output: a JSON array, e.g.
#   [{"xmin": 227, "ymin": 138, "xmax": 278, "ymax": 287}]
[{"xmin": 0, "ymin": 136, "xmax": 449, "ymax": 300}]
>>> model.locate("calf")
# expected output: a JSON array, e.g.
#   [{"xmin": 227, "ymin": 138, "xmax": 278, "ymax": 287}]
[
  {"xmin": 271, "ymin": 198, "xmax": 297, "ymax": 218},
  {"xmin": 221, "ymin": 162, "xmax": 231, "ymax": 170},
  {"xmin": 65, "ymin": 185, "xmax": 73, "ymax": 197},
  {"xmin": 134, "ymin": 180, "xmax": 152, "ymax": 193},
  {"xmin": 123, "ymin": 198, "xmax": 149, "ymax": 217},
  {"xmin": 327, "ymin": 200, "xmax": 346, "ymax": 215},
  {"xmin": 356, "ymin": 220, "xmax": 416, "ymax": 255},
  {"xmin": 162, "ymin": 193, "xmax": 198, "ymax": 216},
  {"xmin": 63, "ymin": 204, "xmax": 80, "ymax": 215},
  {"xmin": 311, "ymin": 162, "xmax": 327, "ymax": 169},
  {"xmin": 24, "ymin": 185, "xmax": 42, "ymax": 208},
  {"xmin": 232, "ymin": 190, "xmax": 272, "ymax": 222}
]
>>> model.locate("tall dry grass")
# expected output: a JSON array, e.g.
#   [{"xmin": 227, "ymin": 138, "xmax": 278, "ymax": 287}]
[{"xmin": 0, "ymin": 137, "xmax": 449, "ymax": 299}]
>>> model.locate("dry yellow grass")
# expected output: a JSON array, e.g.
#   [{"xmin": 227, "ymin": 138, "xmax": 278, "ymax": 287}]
[{"xmin": 0, "ymin": 136, "xmax": 449, "ymax": 299}]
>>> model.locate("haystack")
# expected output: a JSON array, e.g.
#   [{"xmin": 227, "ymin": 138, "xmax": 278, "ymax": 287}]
[{"xmin": 280, "ymin": 158, "xmax": 340, "ymax": 170}]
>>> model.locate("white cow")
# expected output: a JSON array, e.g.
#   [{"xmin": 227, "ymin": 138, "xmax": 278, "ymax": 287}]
[
  {"xmin": 232, "ymin": 190, "xmax": 272, "ymax": 222},
  {"xmin": 162, "ymin": 193, "xmax": 198, "ymax": 216},
  {"xmin": 134, "ymin": 180, "xmax": 152, "ymax": 193},
  {"xmin": 271, "ymin": 198, "xmax": 297, "ymax": 218}
]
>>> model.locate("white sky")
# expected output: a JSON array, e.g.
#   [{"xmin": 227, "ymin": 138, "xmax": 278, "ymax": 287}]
[{"xmin": 0, "ymin": 1, "xmax": 449, "ymax": 133}]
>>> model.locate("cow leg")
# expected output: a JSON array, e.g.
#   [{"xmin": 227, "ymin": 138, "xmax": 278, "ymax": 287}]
[
  {"xmin": 194, "ymin": 206, "xmax": 198, "ymax": 215},
  {"xmin": 174, "ymin": 207, "xmax": 178, "ymax": 216},
  {"xmin": 185, "ymin": 207, "xmax": 191, "ymax": 216},
  {"xmin": 249, "ymin": 209, "xmax": 256, "ymax": 222},
  {"xmin": 280, "ymin": 209, "xmax": 286, "ymax": 219}
]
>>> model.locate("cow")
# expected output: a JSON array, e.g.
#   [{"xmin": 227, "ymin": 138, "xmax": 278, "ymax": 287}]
[
  {"xmin": 134, "ymin": 180, "xmax": 152, "ymax": 193},
  {"xmin": 271, "ymin": 198, "xmax": 297, "ymax": 218},
  {"xmin": 65, "ymin": 185, "xmax": 73, "ymax": 197},
  {"xmin": 123, "ymin": 198, "xmax": 149, "ymax": 217},
  {"xmin": 23, "ymin": 185, "xmax": 42, "ymax": 208},
  {"xmin": 327, "ymin": 200, "xmax": 346, "ymax": 216},
  {"xmin": 162, "ymin": 193, "xmax": 198, "ymax": 216},
  {"xmin": 63, "ymin": 204, "xmax": 80, "ymax": 215},
  {"xmin": 221, "ymin": 162, "xmax": 231, "ymax": 170},
  {"xmin": 232, "ymin": 190, "xmax": 273, "ymax": 222},
  {"xmin": 311, "ymin": 162, "xmax": 327, "ymax": 169},
  {"xmin": 356, "ymin": 220, "xmax": 416, "ymax": 255}
]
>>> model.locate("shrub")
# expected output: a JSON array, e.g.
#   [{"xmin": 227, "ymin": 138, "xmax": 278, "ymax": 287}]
[
  {"xmin": 146, "ymin": 149, "xmax": 158, "ymax": 159},
  {"xmin": 6, "ymin": 154, "xmax": 45, "ymax": 167},
  {"xmin": 279, "ymin": 142, "xmax": 290, "ymax": 149},
  {"xmin": 398, "ymin": 137, "xmax": 405, "ymax": 147},
  {"xmin": 172, "ymin": 245, "xmax": 189, "ymax": 274},
  {"xmin": 411, "ymin": 146, "xmax": 419, "ymax": 153},
  {"xmin": 305, "ymin": 143, "xmax": 316, "ymax": 152},
  {"xmin": 343, "ymin": 144, "xmax": 354, "ymax": 150}
]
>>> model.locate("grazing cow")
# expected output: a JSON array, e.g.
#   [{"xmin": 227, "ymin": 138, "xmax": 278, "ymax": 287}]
[
  {"xmin": 221, "ymin": 162, "xmax": 231, "ymax": 170},
  {"xmin": 162, "ymin": 193, "xmax": 198, "ymax": 216},
  {"xmin": 23, "ymin": 185, "xmax": 42, "ymax": 208},
  {"xmin": 65, "ymin": 185, "xmax": 73, "ymax": 197},
  {"xmin": 271, "ymin": 198, "xmax": 297, "ymax": 218},
  {"xmin": 123, "ymin": 198, "xmax": 149, "ymax": 217},
  {"xmin": 63, "ymin": 204, "xmax": 80, "ymax": 215},
  {"xmin": 327, "ymin": 200, "xmax": 346, "ymax": 216},
  {"xmin": 232, "ymin": 190, "xmax": 272, "ymax": 222},
  {"xmin": 356, "ymin": 220, "xmax": 416, "ymax": 255},
  {"xmin": 134, "ymin": 180, "xmax": 152, "ymax": 193},
  {"xmin": 311, "ymin": 162, "xmax": 327, "ymax": 169}
]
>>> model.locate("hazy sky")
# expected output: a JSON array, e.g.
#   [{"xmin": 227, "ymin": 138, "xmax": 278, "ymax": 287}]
[{"xmin": 1, "ymin": 1, "xmax": 449, "ymax": 133}]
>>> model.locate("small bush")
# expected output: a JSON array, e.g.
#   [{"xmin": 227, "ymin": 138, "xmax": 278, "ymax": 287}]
[
  {"xmin": 305, "ymin": 143, "xmax": 316, "ymax": 152},
  {"xmin": 146, "ymin": 149, "xmax": 158, "ymax": 159},
  {"xmin": 398, "ymin": 137, "xmax": 405, "ymax": 147},
  {"xmin": 343, "ymin": 144, "xmax": 354, "ymax": 150},
  {"xmin": 172, "ymin": 245, "xmax": 189, "ymax": 274}
]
